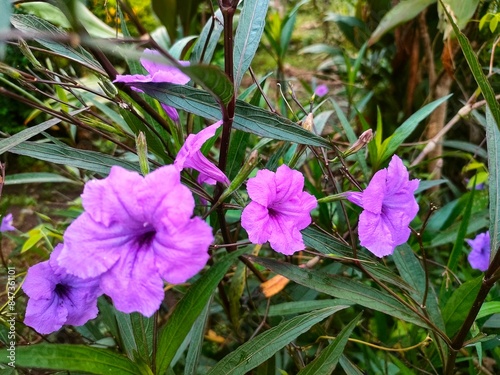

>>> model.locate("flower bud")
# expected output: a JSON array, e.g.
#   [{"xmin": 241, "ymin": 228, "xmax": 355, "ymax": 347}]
[
  {"xmin": 344, "ymin": 129, "xmax": 373, "ymax": 156},
  {"xmin": 302, "ymin": 112, "xmax": 314, "ymax": 133},
  {"xmin": 136, "ymin": 132, "xmax": 149, "ymax": 175},
  {"xmin": 18, "ymin": 39, "xmax": 42, "ymax": 69}
]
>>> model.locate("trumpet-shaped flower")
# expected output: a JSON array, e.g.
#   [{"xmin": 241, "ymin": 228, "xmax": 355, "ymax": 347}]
[
  {"xmin": 346, "ymin": 155, "xmax": 419, "ymax": 257},
  {"xmin": 23, "ymin": 244, "xmax": 101, "ymax": 334},
  {"xmin": 241, "ymin": 164, "xmax": 317, "ymax": 255},
  {"xmin": 114, "ymin": 49, "xmax": 190, "ymax": 122},
  {"xmin": 314, "ymin": 84, "xmax": 328, "ymax": 97},
  {"xmin": 466, "ymin": 231, "xmax": 490, "ymax": 271},
  {"xmin": 57, "ymin": 165, "xmax": 214, "ymax": 317},
  {"xmin": 174, "ymin": 120, "xmax": 229, "ymax": 185},
  {"xmin": 1, "ymin": 213, "xmax": 15, "ymax": 232}
]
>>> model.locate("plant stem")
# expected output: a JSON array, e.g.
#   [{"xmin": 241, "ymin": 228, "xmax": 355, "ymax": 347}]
[{"xmin": 444, "ymin": 246, "xmax": 500, "ymax": 374}]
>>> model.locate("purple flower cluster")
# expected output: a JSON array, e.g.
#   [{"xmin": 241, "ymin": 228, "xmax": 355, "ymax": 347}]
[
  {"xmin": 23, "ymin": 165, "xmax": 214, "ymax": 334},
  {"xmin": 466, "ymin": 231, "xmax": 490, "ymax": 271},
  {"xmin": 241, "ymin": 165, "xmax": 317, "ymax": 255},
  {"xmin": 114, "ymin": 49, "xmax": 190, "ymax": 122},
  {"xmin": 347, "ymin": 155, "xmax": 419, "ymax": 257}
]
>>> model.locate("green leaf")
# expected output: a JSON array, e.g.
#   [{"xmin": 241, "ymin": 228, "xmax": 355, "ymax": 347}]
[
  {"xmin": 302, "ymin": 227, "xmax": 411, "ymax": 292},
  {"xmin": 369, "ymin": 0, "xmax": 436, "ymax": 45},
  {"xmin": 151, "ymin": 0, "xmax": 177, "ymax": 41},
  {"xmin": 114, "ymin": 311, "xmax": 153, "ymax": 365},
  {"xmin": 429, "ymin": 209, "xmax": 488, "ymax": 247},
  {"xmin": 4, "ymin": 172, "xmax": 79, "ymax": 185},
  {"xmin": 180, "ymin": 64, "xmax": 234, "ymax": 106},
  {"xmin": 155, "ymin": 248, "xmax": 247, "ymax": 373},
  {"xmin": 441, "ymin": 3, "xmax": 500, "ymax": 129},
  {"xmin": 250, "ymin": 256, "xmax": 430, "ymax": 329},
  {"xmin": 486, "ymin": 107, "xmax": 500, "ymax": 261},
  {"xmin": 10, "ymin": 14, "xmax": 103, "ymax": 72},
  {"xmin": 477, "ymin": 301, "xmax": 500, "ymax": 320},
  {"xmin": 447, "ymin": 184, "xmax": 475, "ymax": 272},
  {"xmin": 280, "ymin": 0, "xmax": 309, "ymax": 57},
  {"xmin": 191, "ymin": 9, "xmax": 224, "ymax": 64},
  {"xmin": 135, "ymin": 83, "xmax": 332, "ymax": 148},
  {"xmin": 206, "ymin": 306, "xmax": 347, "ymax": 375},
  {"xmin": 297, "ymin": 314, "xmax": 361, "ymax": 375},
  {"xmin": 0, "ymin": 108, "xmax": 86, "ymax": 155},
  {"xmin": 226, "ymin": 130, "xmax": 251, "ymax": 180},
  {"xmin": 184, "ymin": 296, "xmax": 212, "ymax": 375},
  {"xmin": 262, "ymin": 299, "xmax": 353, "ymax": 317},
  {"xmin": 380, "ymin": 95, "xmax": 452, "ymax": 163},
  {"xmin": 0, "ymin": 344, "xmax": 151, "ymax": 374},
  {"xmin": 442, "ymin": 276, "xmax": 482, "ymax": 337},
  {"xmin": 9, "ymin": 141, "xmax": 141, "ymax": 176},
  {"xmin": 233, "ymin": 0, "xmax": 270, "ymax": 90},
  {"xmin": 0, "ymin": 0, "xmax": 11, "ymax": 59}
]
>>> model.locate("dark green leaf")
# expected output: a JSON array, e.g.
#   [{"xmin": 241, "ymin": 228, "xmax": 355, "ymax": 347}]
[
  {"xmin": 206, "ymin": 306, "xmax": 347, "ymax": 375},
  {"xmin": 226, "ymin": 130, "xmax": 250, "ymax": 180},
  {"xmin": 369, "ymin": 0, "xmax": 435, "ymax": 45},
  {"xmin": 191, "ymin": 9, "xmax": 224, "ymax": 64},
  {"xmin": 184, "ymin": 296, "xmax": 212, "ymax": 375},
  {"xmin": 9, "ymin": 141, "xmax": 141, "ymax": 176},
  {"xmin": 0, "ymin": 108, "xmax": 86, "ymax": 155},
  {"xmin": 0, "ymin": 344, "xmax": 151, "ymax": 374},
  {"xmin": 151, "ymin": 0, "xmax": 177, "ymax": 41},
  {"xmin": 486, "ymin": 107, "xmax": 500, "ymax": 260},
  {"xmin": 442, "ymin": 276, "xmax": 482, "ymax": 337},
  {"xmin": 155, "ymin": 248, "xmax": 247, "ymax": 373},
  {"xmin": 10, "ymin": 14, "xmax": 103, "ymax": 72},
  {"xmin": 262, "ymin": 299, "xmax": 353, "ymax": 317},
  {"xmin": 0, "ymin": 0, "xmax": 11, "ymax": 59},
  {"xmin": 297, "ymin": 314, "xmax": 361, "ymax": 375},
  {"xmin": 4, "ymin": 172, "xmax": 79, "ymax": 185},
  {"xmin": 442, "ymin": 4, "xmax": 500, "ymax": 129},
  {"xmin": 135, "ymin": 83, "xmax": 332, "ymax": 148},
  {"xmin": 380, "ymin": 95, "xmax": 452, "ymax": 163},
  {"xmin": 233, "ymin": 0, "xmax": 270, "ymax": 90},
  {"xmin": 250, "ymin": 256, "xmax": 429, "ymax": 329},
  {"xmin": 180, "ymin": 64, "xmax": 234, "ymax": 105}
]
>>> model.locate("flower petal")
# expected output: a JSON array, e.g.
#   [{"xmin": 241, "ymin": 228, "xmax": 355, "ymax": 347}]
[
  {"xmin": 246, "ymin": 169, "xmax": 277, "ymax": 206},
  {"xmin": 358, "ymin": 210, "xmax": 401, "ymax": 257},
  {"xmin": 24, "ymin": 296, "xmax": 67, "ymax": 334},
  {"xmin": 22, "ymin": 261, "xmax": 56, "ymax": 300},
  {"xmin": 362, "ymin": 168, "xmax": 387, "ymax": 214},
  {"xmin": 100, "ymin": 243, "xmax": 165, "ymax": 317},
  {"xmin": 241, "ymin": 202, "xmax": 273, "ymax": 244},
  {"xmin": 267, "ymin": 217, "xmax": 305, "ymax": 255},
  {"xmin": 153, "ymin": 217, "xmax": 213, "ymax": 284},
  {"xmin": 140, "ymin": 49, "xmax": 190, "ymax": 84}
]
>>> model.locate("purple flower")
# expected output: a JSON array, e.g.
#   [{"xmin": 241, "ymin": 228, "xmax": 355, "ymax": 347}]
[
  {"xmin": 346, "ymin": 155, "xmax": 419, "ymax": 257},
  {"xmin": 241, "ymin": 164, "xmax": 317, "ymax": 255},
  {"xmin": 174, "ymin": 120, "xmax": 229, "ymax": 185},
  {"xmin": 314, "ymin": 84, "xmax": 328, "ymax": 97},
  {"xmin": 1, "ymin": 213, "xmax": 15, "ymax": 232},
  {"xmin": 466, "ymin": 231, "xmax": 490, "ymax": 271},
  {"xmin": 23, "ymin": 244, "xmax": 101, "ymax": 334},
  {"xmin": 57, "ymin": 165, "xmax": 214, "ymax": 317},
  {"xmin": 114, "ymin": 49, "xmax": 190, "ymax": 122}
]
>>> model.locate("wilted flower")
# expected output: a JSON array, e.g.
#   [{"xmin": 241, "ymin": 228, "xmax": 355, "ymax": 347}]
[
  {"xmin": 346, "ymin": 155, "xmax": 419, "ymax": 257},
  {"xmin": 23, "ymin": 244, "xmax": 101, "ymax": 334},
  {"xmin": 314, "ymin": 84, "xmax": 328, "ymax": 97},
  {"xmin": 174, "ymin": 120, "xmax": 230, "ymax": 185},
  {"xmin": 241, "ymin": 164, "xmax": 317, "ymax": 255},
  {"xmin": 114, "ymin": 49, "xmax": 190, "ymax": 122},
  {"xmin": 57, "ymin": 165, "xmax": 214, "ymax": 317},
  {"xmin": 0, "ymin": 213, "xmax": 15, "ymax": 232},
  {"xmin": 466, "ymin": 231, "xmax": 490, "ymax": 271}
]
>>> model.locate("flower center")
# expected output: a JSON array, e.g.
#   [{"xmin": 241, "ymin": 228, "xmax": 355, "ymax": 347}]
[
  {"xmin": 268, "ymin": 207, "xmax": 279, "ymax": 218},
  {"xmin": 136, "ymin": 228, "xmax": 157, "ymax": 248},
  {"xmin": 54, "ymin": 283, "xmax": 70, "ymax": 299}
]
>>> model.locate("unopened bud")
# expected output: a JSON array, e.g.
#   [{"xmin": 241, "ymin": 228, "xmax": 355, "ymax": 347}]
[
  {"xmin": 99, "ymin": 77, "xmax": 119, "ymax": 98},
  {"xmin": 136, "ymin": 132, "xmax": 149, "ymax": 175},
  {"xmin": 344, "ymin": 129, "xmax": 373, "ymax": 156},
  {"xmin": 18, "ymin": 39, "xmax": 42, "ymax": 69},
  {"xmin": 0, "ymin": 63, "xmax": 22, "ymax": 79},
  {"xmin": 217, "ymin": 150, "xmax": 259, "ymax": 205},
  {"xmin": 302, "ymin": 113, "xmax": 314, "ymax": 133}
]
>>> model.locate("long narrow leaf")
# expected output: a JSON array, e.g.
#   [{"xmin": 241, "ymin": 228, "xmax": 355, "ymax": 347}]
[
  {"xmin": 380, "ymin": 95, "xmax": 452, "ymax": 163},
  {"xmin": 0, "ymin": 344, "xmax": 151, "ymax": 374},
  {"xmin": 486, "ymin": 107, "xmax": 500, "ymax": 260},
  {"xmin": 297, "ymin": 314, "xmax": 361, "ymax": 375},
  {"xmin": 233, "ymin": 0, "xmax": 270, "ymax": 90},
  {"xmin": 206, "ymin": 306, "xmax": 348, "ymax": 375},
  {"xmin": 250, "ymin": 256, "xmax": 429, "ymax": 329},
  {"xmin": 0, "ymin": 108, "xmax": 86, "ymax": 155},
  {"xmin": 155, "ymin": 248, "xmax": 247, "ymax": 373},
  {"xmin": 135, "ymin": 83, "xmax": 331, "ymax": 148},
  {"xmin": 191, "ymin": 9, "xmax": 224, "ymax": 64}
]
